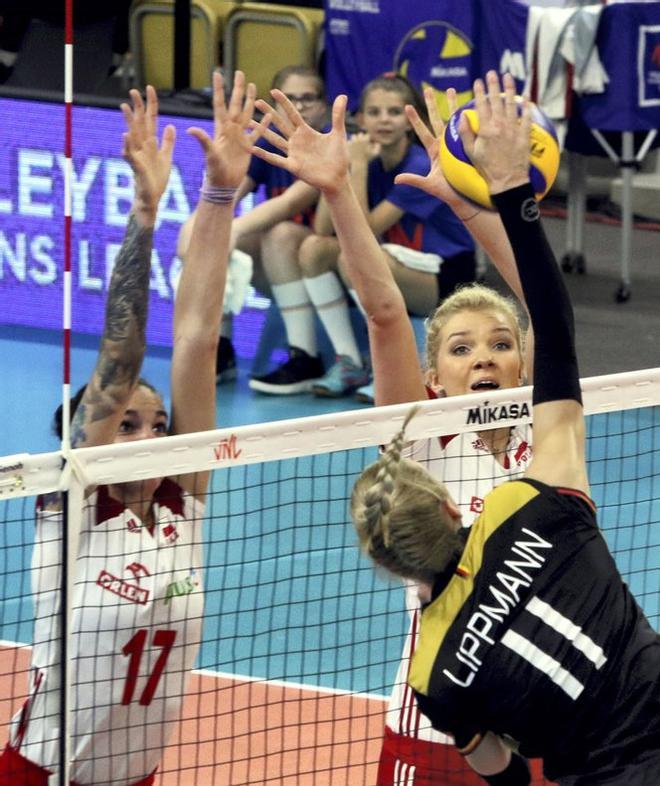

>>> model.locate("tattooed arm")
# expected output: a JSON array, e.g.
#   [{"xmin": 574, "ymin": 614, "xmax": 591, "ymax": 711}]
[{"xmin": 70, "ymin": 87, "xmax": 175, "ymax": 449}]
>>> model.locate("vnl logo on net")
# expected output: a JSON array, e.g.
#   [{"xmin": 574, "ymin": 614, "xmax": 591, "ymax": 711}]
[{"xmin": 212, "ymin": 434, "xmax": 242, "ymax": 461}]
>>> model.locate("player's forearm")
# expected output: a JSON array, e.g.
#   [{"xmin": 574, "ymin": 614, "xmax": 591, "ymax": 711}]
[
  {"xmin": 312, "ymin": 194, "xmax": 335, "ymax": 235},
  {"xmin": 325, "ymin": 181, "xmax": 405, "ymax": 320},
  {"xmin": 74, "ymin": 212, "xmax": 153, "ymax": 446},
  {"xmin": 458, "ymin": 207, "xmax": 535, "ymax": 379},
  {"xmin": 492, "ymin": 184, "xmax": 580, "ymax": 405},
  {"xmin": 97, "ymin": 212, "xmax": 153, "ymax": 377},
  {"xmin": 349, "ymin": 159, "xmax": 370, "ymax": 216},
  {"xmin": 173, "ymin": 200, "xmax": 231, "ymax": 343}
]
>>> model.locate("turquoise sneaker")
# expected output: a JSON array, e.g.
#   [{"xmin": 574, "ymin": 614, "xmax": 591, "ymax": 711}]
[
  {"xmin": 354, "ymin": 381, "xmax": 374, "ymax": 404},
  {"xmin": 312, "ymin": 355, "xmax": 369, "ymax": 398}
]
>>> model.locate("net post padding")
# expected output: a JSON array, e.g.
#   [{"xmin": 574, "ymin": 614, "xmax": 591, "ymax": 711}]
[
  {"xmin": 72, "ymin": 368, "xmax": 660, "ymax": 488},
  {"xmin": 0, "ymin": 452, "xmax": 62, "ymax": 501}
]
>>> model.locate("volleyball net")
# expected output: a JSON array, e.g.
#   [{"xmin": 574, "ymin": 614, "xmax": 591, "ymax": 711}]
[{"xmin": 0, "ymin": 369, "xmax": 658, "ymax": 786}]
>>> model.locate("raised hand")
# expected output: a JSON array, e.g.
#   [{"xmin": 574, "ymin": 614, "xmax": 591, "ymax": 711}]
[
  {"xmin": 393, "ymin": 85, "xmax": 472, "ymax": 211},
  {"xmin": 460, "ymin": 71, "xmax": 530, "ymax": 195},
  {"xmin": 187, "ymin": 70, "xmax": 265, "ymax": 188},
  {"xmin": 250, "ymin": 91, "xmax": 351, "ymax": 196},
  {"xmin": 121, "ymin": 85, "xmax": 176, "ymax": 219}
]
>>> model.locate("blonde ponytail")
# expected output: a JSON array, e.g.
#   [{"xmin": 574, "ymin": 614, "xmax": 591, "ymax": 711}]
[{"xmin": 351, "ymin": 407, "xmax": 463, "ymax": 583}]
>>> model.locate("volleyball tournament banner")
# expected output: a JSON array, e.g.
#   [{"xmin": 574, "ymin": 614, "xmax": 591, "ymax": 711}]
[
  {"xmin": 0, "ymin": 97, "xmax": 263, "ymax": 348},
  {"xmin": 324, "ymin": 0, "xmax": 529, "ymax": 116},
  {"xmin": 324, "ymin": 0, "xmax": 477, "ymax": 117}
]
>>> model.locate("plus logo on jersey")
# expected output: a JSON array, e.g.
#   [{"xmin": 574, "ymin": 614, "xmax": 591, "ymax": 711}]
[
  {"xmin": 164, "ymin": 570, "xmax": 200, "ymax": 606},
  {"xmin": 97, "ymin": 562, "xmax": 151, "ymax": 605}
]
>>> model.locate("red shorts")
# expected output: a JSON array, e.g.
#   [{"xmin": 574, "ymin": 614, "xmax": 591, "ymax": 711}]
[
  {"xmin": 376, "ymin": 727, "xmax": 553, "ymax": 786},
  {"xmin": 0, "ymin": 745, "xmax": 156, "ymax": 786}
]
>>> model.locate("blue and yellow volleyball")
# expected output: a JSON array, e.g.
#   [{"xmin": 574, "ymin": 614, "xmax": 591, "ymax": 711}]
[{"xmin": 439, "ymin": 97, "xmax": 560, "ymax": 209}]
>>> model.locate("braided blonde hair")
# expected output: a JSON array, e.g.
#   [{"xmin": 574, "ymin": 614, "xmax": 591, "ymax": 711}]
[
  {"xmin": 350, "ymin": 407, "xmax": 464, "ymax": 583},
  {"xmin": 425, "ymin": 284, "xmax": 525, "ymax": 376}
]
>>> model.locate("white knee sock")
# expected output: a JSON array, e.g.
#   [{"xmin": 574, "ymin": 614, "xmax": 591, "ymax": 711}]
[
  {"xmin": 304, "ymin": 272, "xmax": 362, "ymax": 366},
  {"xmin": 271, "ymin": 280, "xmax": 317, "ymax": 357}
]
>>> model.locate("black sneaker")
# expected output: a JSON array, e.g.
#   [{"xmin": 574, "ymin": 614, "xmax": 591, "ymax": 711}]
[
  {"xmin": 216, "ymin": 337, "xmax": 237, "ymax": 384},
  {"xmin": 249, "ymin": 347, "xmax": 324, "ymax": 395}
]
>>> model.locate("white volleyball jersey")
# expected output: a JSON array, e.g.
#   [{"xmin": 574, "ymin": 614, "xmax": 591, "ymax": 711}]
[
  {"xmin": 386, "ymin": 426, "xmax": 533, "ymax": 743},
  {"xmin": 11, "ymin": 479, "xmax": 205, "ymax": 786}
]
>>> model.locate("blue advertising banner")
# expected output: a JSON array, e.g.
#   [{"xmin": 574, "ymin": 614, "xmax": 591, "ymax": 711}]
[
  {"xmin": 577, "ymin": 2, "xmax": 660, "ymax": 131},
  {"xmin": 476, "ymin": 0, "xmax": 529, "ymax": 91},
  {"xmin": 324, "ymin": 1, "xmax": 660, "ymax": 131},
  {"xmin": 0, "ymin": 97, "xmax": 263, "ymax": 349},
  {"xmin": 324, "ymin": 0, "xmax": 477, "ymax": 117}
]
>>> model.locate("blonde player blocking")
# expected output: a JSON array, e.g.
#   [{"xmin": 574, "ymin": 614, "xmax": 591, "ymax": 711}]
[
  {"xmin": 0, "ymin": 72, "xmax": 266, "ymax": 786},
  {"xmin": 247, "ymin": 81, "xmax": 550, "ymax": 784}
]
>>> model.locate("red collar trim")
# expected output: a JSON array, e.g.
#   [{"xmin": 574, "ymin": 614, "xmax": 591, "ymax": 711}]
[
  {"xmin": 557, "ymin": 487, "xmax": 596, "ymax": 514},
  {"xmin": 95, "ymin": 478, "xmax": 184, "ymax": 526}
]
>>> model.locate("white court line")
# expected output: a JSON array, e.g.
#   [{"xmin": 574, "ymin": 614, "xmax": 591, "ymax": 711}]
[{"xmin": 0, "ymin": 639, "xmax": 389, "ymax": 703}]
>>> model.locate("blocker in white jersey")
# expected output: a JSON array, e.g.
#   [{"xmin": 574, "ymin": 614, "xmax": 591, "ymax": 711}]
[
  {"xmin": 247, "ymin": 72, "xmax": 542, "ymax": 786},
  {"xmin": 379, "ymin": 427, "xmax": 532, "ymax": 785},
  {"xmin": 350, "ymin": 72, "xmax": 660, "ymax": 785},
  {"xmin": 8, "ymin": 481, "xmax": 204, "ymax": 786},
  {"xmin": 0, "ymin": 72, "xmax": 264, "ymax": 786}
]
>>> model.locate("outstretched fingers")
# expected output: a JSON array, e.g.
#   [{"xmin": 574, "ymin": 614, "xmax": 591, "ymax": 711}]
[
  {"xmin": 393, "ymin": 171, "xmax": 428, "ymax": 191},
  {"xmin": 130, "ymin": 89, "xmax": 148, "ymax": 148},
  {"xmin": 144, "ymin": 85, "xmax": 159, "ymax": 139},
  {"xmin": 255, "ymin": 97, "xmax": 294, "ymax": 139},
  {"xmin": 240, "ymin": 80, "xmax": 257, "ymax": 126},
  {"xmin": 160, "ymin": 124, "xmax": 176, "ymax": 160},
  {"xmin": 270, "ymin": 88, "xmax": 304, "ymax": 130},
  {"xmin": 330, "ymin": 94, "xmax": 347, "ymax": 135},
  {"xmin": 486, "ymin": 69, "xmax": 504, "ymax": 121},
  {"xmin": 212, "ymin": 70, "xmax": 228, "ymax": 128},
  {"xmin": 518, "ymin": 94, "xmax": 533, "ymax": 143},
  {"xmin": 245, "ymin": 112, "xmax": 270, "ymax": 147},
  {"xmin": 250, "ymin": 143, "xmax": 293, "ymax": 172},
  {"xmin": 248, "ymin": 119, "xmax": 288, "ymax": 153},
  {"xmin": 405, "ymin": 104, "xmax": 435, "ymax": 154},
  {"xmin": 424, "ymin": 86, "xmax": 446, "ymax": 138},
  {"xmin": 472, "ymin": 77, "xmax": 489, "ymax": 127},
  {"xmin": 502, "ymin": 72, "xmax": 518, "ymax": 123}
]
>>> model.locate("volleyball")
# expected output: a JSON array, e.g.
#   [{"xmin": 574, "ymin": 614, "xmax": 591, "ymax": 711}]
[{"xmin": 439, "ymin": 97, "xmax": 560, "ymax": 209}]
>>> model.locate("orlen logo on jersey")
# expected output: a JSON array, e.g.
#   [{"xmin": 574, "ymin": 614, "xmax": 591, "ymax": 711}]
[
  {"xmin": 97, "ymin": 562, "xmax": 151, "ymax": 605},
  {"xmin": 213, "ymin": 434, "xmax": 242, "ymax": 461}
]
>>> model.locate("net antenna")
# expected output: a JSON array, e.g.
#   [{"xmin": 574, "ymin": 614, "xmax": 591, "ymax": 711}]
[{"xmin": 61, "ymin": 2, "xmax": 77, "ymax": 785}]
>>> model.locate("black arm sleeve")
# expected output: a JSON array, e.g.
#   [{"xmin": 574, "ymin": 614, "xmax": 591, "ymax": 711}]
[{"xmin": 491, "ymin": 184, "xmax": 582, "ymax": 407}]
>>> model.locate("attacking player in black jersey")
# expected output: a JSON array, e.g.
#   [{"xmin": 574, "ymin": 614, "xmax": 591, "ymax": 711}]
[{"xmin": 350, "ymin": 71, "xmax": 660, "ymax": 786}]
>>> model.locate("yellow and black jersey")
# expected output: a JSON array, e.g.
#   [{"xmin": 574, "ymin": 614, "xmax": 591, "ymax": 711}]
[{"xmin": 409, "ymin": 478, "xmax": 660, "ymax": 783}]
